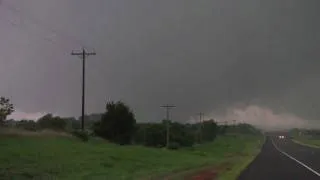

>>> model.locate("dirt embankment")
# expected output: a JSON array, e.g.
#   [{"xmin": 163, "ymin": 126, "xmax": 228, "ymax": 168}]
[
  {"xmin": 186, "ymin": 163, "xmax": 232, "ymax": 180},
  {"xmin": 160, "ymin": 162, "xmax": 231, "ymax": 180}
]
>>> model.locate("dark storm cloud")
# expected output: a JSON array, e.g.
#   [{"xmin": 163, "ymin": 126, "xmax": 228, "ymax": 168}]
[{"xmin": 1, "ymin": 0, "xmax": 320, "ymax": 126}]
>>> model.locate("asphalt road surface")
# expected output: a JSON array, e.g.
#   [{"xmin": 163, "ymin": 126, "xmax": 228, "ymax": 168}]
[{"xmin": 238, "ymin": 136, "xmax": 320, "ymax": 180}]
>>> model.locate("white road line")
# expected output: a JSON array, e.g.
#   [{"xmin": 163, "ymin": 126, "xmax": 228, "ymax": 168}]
[{"xmin": 271, "ymin": 139, "xmax": 320, "ymax": 177}]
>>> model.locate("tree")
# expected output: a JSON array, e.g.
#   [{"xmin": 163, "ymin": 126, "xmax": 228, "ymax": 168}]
[
  {"xmin": 202, "ymin": 120, "xmax": 218, "ymax": 142},
  {"xmin": 134, "ymin": 121, "xmax": 196, "ymax": 148},
  {"xmin": 169, "ymin": 121, "xmax": 194, "ymax": 147},
  {"xmin": 37, "ymin": 114, "xmax": 67, "ymax": 131},
  {"xmin": 94, "ymin": 101, "xmax": 136, "ymax": 145},
  {"xmin": 0, "ymin": 97, "xmax": 14, "ymax": 125},
  {"xmin": 142, "ymin": 123, "xmax": 166, "ymax": 147},
  {"xmin": 16, "ymin": 120, "xmax": 37, "ymax": 131}
]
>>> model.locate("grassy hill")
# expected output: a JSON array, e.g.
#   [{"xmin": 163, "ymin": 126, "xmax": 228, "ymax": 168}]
[
  {"xmin": 290, "ymin": 129, "xmax": 320, "ymax": 148},
  {"xmin": 0, "ymin": 131, "xmax": 262, "ymax": 179}
]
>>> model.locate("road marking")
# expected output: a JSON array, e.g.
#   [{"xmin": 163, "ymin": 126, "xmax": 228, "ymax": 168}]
[{"xmin": 271, "ymin": 139, "xmax": 320, "ymax": 177}]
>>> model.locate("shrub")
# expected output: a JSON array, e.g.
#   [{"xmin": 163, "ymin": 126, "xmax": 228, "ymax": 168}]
[
  {"xmin": 167, "ymin": 142, "xmax": 180, "ymax": 150},
  {"xmin": 72, "ymin": 130, "xmax": 89, "ymax": 142}
]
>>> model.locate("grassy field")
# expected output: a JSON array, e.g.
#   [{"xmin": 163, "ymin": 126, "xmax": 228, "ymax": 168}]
[
  {"xmin": 163, "ymin": 135, "xmax": 263, "ymax": 180},
  {"xmin": 293, "ymin": 136, "xmax": 320, "ymax": 148},
  {"xmin": 217, "ymin": 135, "xmax": 264, "ymax": 180},
  {"xmin": 0, "ymin": 133, "xmax": 263, "ymax": 180}
]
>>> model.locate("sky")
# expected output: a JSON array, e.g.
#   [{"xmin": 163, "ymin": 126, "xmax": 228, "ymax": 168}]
[{"xmin": 1, "ymin": 0, "xmax": 320, "ymax": 130}]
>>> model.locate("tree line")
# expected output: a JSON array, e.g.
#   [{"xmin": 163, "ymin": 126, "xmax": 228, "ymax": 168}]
[{"xmin": 1, "ymin": 96, "xmax": 259, "ymax": 149}]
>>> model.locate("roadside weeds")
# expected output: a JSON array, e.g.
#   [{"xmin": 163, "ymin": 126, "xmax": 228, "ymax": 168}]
[{"xmin": 153, "ymin": 136, "xmax": 264, "ymax": 180}]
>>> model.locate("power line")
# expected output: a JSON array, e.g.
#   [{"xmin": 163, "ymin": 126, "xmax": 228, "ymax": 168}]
[
  {"xmin": 71, "ymin": 48, "xmax": 96, "ymax": 131},
  {"xmin": 1, "ymin": 1, "xmax": 110, "ymax": 62},
  {"xmin": 160, "ymin": 104, "xmax": 176, "ymax": 149},
  {"xmin": 0, "ymin": 12, "xmax": 55, "ymax": 44},
  {"xmin": 0, "ymin": 8, "xmax": 75, "ymax": 51},
  {"xmin": 1, "ymin": 0, "xmax": 90, "ymax": 49}
]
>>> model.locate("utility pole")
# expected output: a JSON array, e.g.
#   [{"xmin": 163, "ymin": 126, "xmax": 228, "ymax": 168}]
[
  {"xmin": 161, "ymin": 104, "xmax": 176, "ymax": 148},
  {"xmin": 71, "ymin": 48, "xmax": 96, "ymax": 131},
  {"xmin": 197, "ymin": 112, "xmax": 204, "ymax": 143}
]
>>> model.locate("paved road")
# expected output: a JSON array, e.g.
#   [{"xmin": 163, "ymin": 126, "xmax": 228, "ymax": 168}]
[
  {"xmin": 238, "ymin": 136, "xmax": 320, "ymax": 180},
  {"xmin": 273, "ymin": 137, "xmax": 320, "ymax": 173}
]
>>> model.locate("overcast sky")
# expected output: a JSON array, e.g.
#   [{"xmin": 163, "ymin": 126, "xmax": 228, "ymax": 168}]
[{"xmin": 1, "ymin": 0, "xmax": 320, "ymax": 129}]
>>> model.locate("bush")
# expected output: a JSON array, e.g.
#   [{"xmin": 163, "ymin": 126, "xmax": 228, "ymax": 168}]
[
  {"xmin": 134, "ymin": 120, "xmax": 218, "ymax": 148},
  {"xmin": 170, "ymin": 122, "xmax": 195, "ymax": 147},
  {"xmin": 72, "ymin": 130, "xmax": 89, "ymax": 142},
  {"xmin": 167, "ymin": 142, "xmax": 180, "ymax": 150}
]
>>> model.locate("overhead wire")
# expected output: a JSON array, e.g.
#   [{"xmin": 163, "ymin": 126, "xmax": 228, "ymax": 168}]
[
  {"xmin": 0, "ymin": 13, "xmax": 68, "ymax": 51},
  {"xmin": 0, "ymin": 0, "xmax": 92, "ymax": 50}
]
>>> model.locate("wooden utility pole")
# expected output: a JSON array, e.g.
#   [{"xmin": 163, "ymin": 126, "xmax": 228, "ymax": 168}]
[
  {"xmin": 161, "ymin": 104, "xmax": 176, "ymax": 148},
  {"xmin": 197, "ymin": 112, "xmax": 204, "ymax": 143},
  {"xmin": 71, "ymin": 48, "xmax": 96, "ymax": 131}
]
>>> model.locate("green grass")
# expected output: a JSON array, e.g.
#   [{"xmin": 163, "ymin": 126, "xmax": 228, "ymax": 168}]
[
  {"xmin": 161, "ymin": 134, "xmax": 263, "ymax": 180},
  {"xmin": 217, "ymin": 135, "xmax": 264, "ymax": 180},
  {"xmin": 0, "ymin": 134, "xmax": 263, "ymax": 180},
  {"xmin": 293, "ymin": 137, "xmax": 320, "ymax": 148}
]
